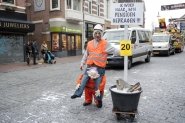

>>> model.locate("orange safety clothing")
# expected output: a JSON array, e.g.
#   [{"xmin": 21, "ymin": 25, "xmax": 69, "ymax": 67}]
[
  {"xmin": 76, "ymin": 74, "xmax": 106, "ymax": 104},
  {"xmin": 86, "ymin": 39, "xmax": 108, "ymax": 68}
]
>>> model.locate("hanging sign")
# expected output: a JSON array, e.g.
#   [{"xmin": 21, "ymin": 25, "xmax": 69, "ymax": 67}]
[{"xmin": 110, "ymin": 2, "xmax": 144, "ymax": 25}]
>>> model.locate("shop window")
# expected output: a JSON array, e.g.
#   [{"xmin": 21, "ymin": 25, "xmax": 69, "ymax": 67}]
[
  {"xmin": 52, "ymin": 33, "xmax": 59, "ymax": 51},
  {"xmin": 61, "ymin": 34, "xmax": 67, "ymax": 50},
  {"xmin": 75, "ymin": 35, "xmax": 82, "ymax": 50},
  {"xmin": 50, "ymin": 0, "xmax": 60, "ymax": 11},
  {"xmin": 67, "ymin": 35, "xmax": 75, "ymax": 50},
  {"xmin": 2, "ymin": 0, "xmax": 14, "ymax": 4}
]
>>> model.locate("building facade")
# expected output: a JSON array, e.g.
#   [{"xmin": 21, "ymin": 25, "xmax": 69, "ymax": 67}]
[
  {"xmin": 0, "ymin": 0, "xmax": 35, "ymax": 64},
  {"xmin": 25, "ymin": 0, "xmax": 107, "ymax": 58}
]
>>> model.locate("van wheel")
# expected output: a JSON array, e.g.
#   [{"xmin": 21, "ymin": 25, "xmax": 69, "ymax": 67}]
[
  {"xmin": 167, "ymin": 50, "xmax": 170, "ymax": 56},
  {"xmin": 145, "ymin": 53, "xmax": 151, "ymax": 62},
  {"xmin": 172, "ymin": 50, "xmax": 176, "ymax": 55},
  {"xmin": 128, "ymin": 58, "xmax": 132, "ymax": 69}
]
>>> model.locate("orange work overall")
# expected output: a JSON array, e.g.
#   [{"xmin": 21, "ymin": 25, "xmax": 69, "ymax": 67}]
[{"xmin": 76, "ymin": 74, "xmax": 106, "ymax": 105}]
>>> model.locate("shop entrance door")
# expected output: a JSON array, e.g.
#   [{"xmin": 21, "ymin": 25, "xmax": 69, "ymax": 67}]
[{"xmin": 67, "ymin": 34, "xmax": 76, "ymax": 56}]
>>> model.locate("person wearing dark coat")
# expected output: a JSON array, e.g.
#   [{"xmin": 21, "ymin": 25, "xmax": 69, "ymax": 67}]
[
  {"xmin": 25, "ymin": 41, "xmax": 32, "ymax": 57},
  {"xmin": 31, "ymin": 40, "xmax": 38, "ymax": 65}
]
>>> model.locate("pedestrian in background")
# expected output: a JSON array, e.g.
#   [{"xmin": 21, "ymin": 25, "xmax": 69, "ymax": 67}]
[
  {"xmin": 31, "ymin": 40, "xmax": 38, "ymax": 65},
  {"xmin": 41, "ymin": 41, "xmax": 48, "ymax": 54},
  {"xmin": 25, "ymin": 41, "xmax": 32, "ymax": 58},
  {"xmin": 25, "ymin": 41, "xmax": 32, "ymax": 65},
  {"xmin": 41, "ymin": 41, "xmax": 48, "ymax": 61}
]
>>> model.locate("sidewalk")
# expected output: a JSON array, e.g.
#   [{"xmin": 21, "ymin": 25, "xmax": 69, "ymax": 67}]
[{"xmin": 0, "ymin": 55, "xmax": 82, "ymax": 73}]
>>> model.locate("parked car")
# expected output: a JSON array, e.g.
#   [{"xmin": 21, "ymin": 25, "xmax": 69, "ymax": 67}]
[
  {"xmin": 152, "ymin": 33, "xmax": 175, "ymax": 56},
  {"xmin": 103, "ymin": 27, "xmax": 153, "ymax": 69}
]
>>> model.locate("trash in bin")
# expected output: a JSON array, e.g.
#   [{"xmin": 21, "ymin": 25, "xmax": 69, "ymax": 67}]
[
  {"xmin": 110, "ymin": 79, "xmax": 142, "ymax": 120},
  {"xmin": 116, "ymin": 78, "xmax": 141, "ymax": 92}
]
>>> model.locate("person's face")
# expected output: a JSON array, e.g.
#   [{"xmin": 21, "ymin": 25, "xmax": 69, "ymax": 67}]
[{"xmin": 94, "ymin": 30, "xmax": 102, "ymax": 41}]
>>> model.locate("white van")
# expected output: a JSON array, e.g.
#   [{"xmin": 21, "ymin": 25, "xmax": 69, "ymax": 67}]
[
  {"xmin": 152, "ymin": 33, "xmax": 175, "ymax": 56},
  {"xmin": 103, "ymin": 27, "xmax": 153, "ymax": 68}
]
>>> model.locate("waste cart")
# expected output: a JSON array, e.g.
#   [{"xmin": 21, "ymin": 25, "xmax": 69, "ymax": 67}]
[{"xmin": 109, "ymin": 85, "xmax": 142, "ymax": 120}]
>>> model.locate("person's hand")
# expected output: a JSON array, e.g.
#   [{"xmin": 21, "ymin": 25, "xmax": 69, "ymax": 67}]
[
  {"xmin": 95, "ymin": 90, "xmax": 100, "ymax": 97},
  {"xmin": 75, "ymin": 84, "xmax": 80, "ymax": 90},
  {"xmin": 80, "ymin": 65, "xmax": 83, "ymax": 70}
]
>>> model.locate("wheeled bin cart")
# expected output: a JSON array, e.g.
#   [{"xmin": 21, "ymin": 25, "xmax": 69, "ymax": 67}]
[{"xmin": 109, "ymin": 85, "xmax": 142, "ymax": 120}]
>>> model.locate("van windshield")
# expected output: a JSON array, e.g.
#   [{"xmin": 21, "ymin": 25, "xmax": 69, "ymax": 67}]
[
  {"xmin": 152, "ymin": 35, "xmax": 170, "ymax": 42},
  {"xmin": 103, "ymin": 30, "xmax": 130, "ymax": 41}
]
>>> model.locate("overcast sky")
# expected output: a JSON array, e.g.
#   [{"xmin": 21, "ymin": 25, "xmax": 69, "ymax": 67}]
[{"xmin": 144, "ymin": 0, "xmax": 185, "ymax": 29}]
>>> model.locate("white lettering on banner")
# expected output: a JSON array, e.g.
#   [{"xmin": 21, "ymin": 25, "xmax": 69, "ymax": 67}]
[{"xmin": 111, "ymin": 3, "xmax": 144, "ymax": 25}]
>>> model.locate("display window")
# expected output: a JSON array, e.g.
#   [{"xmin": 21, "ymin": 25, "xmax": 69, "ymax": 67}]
[
  {"xmin": 52, "ymin": 33, "xmax": 59, "ymax": 51},
  {"xmin": 61, "ymin": 34, "xmax": 67, "ymax": 50},
  {"xmin": 75, "ymin": 35, "xmax": 82, "ymax": 50}
]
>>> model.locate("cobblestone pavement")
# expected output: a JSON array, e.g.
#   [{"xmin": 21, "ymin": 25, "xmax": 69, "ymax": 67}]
[
  {"xmin": 0, "ymin": 52, "xmax": 185, "ymax": 123},
  {"xmin": 0, "ymin": 56, "xmax": 82, "ymax": 73}
]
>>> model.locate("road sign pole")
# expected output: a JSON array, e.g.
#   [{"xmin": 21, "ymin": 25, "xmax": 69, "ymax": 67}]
[{"xmin": 124, "ymin": 25, "xmax": 128, "ymax": 82}]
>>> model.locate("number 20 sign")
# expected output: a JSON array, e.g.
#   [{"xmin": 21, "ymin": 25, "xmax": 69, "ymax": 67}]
[{"xmin": 120, "ymin": 40, "xmax": 132, "ymax": 56}]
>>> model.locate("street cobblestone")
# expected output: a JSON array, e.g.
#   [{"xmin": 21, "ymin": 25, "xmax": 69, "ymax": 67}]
[{"xmin": 0, "ymin": 52, "xmax": 185, "ymax": 123}]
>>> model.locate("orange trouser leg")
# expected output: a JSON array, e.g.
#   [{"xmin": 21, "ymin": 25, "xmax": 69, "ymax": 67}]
[{"xmin": 84, "ymin": 87, "xmax": 94, "ymax": 103}]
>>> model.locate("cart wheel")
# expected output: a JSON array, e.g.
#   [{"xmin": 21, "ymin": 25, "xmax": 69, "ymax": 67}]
[
  {"xmin": 130, "ymin": 114, "xmax": 135, "ymax": 121},
  {"xmin": 116, "ymin": 113, "xmax": 121, "ymax": 120}
]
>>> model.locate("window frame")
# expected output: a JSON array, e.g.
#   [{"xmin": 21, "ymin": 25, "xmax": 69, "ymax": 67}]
[
  {"xmin": 66, "ymin": 0, "xmax": 72, "ymax": 9},
  {"xmin": 2, "ymin": 0, "xmax": 15, "ymax": 5},
  {"xmin": 50, "ymin": 0, "xmax": 60, "ymax": 11},
  {"xmin": 88, "ymin": 0, "xmax": 92, "ymax": 14},
  {"xmin": 97, "ymin": 4, "xmax": 100, "ymax": 16},
  {"xmin": 73, "ymin": 0, "xmax": 81, "ymax": 11}
]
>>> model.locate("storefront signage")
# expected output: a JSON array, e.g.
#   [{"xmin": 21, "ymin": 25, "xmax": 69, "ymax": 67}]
[
  {"xmin": 0, "ymin": 20, "xmax": 35, "ymax": 33},
  {"xmin": 161, "ymin": 3, "xmax": 185, "ymax": 11},
  {"xmin": 50, "ymin": 26, "xmax": 82, "ymax": 33},
  {"xmin": 66, "ymin": 28, "xmax": 81, "ymax": 33}
]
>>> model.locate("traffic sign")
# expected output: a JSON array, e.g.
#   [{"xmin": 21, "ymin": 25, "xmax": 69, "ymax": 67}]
[
  {"xmin": 110, "ymin": 2, "xmax": 144, "ymax": 25},
  {"xmin": 120, "ymin": 40, "xmax": 132, "ymax": 56}
]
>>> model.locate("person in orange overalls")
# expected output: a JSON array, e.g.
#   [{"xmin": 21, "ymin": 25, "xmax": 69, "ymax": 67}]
[
  {"xmin": 75, "ymin": 74, "xmax": 106, "ymax": 108},
  {"xmin": 71, "ymin": 24, "xmax": 118, "ymax": 101}
]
